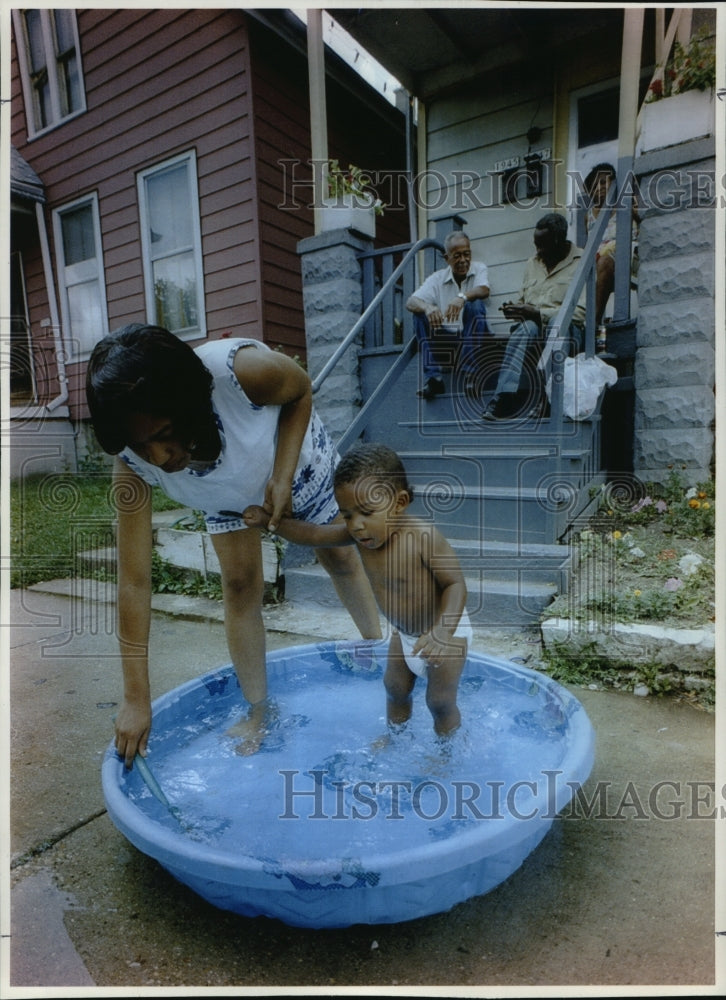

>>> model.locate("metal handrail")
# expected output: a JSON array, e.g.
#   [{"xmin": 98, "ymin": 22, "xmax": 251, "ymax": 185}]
[{"xmin": 311, "ymin": 237, "xmax": 444, "ymax": 393}]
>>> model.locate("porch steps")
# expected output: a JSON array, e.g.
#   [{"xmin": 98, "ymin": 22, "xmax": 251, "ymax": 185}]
[{"xmin": 283, "ymin": 544, "xmax": 563, "ymax": 628}]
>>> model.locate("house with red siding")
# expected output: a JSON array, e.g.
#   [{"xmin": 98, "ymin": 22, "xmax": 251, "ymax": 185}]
[{"xmin": 8, "ymin": 7, "xmax": 409, "ymax": 475}]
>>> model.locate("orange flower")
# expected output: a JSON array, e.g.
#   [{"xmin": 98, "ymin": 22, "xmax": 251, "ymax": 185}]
[
  {"xmin": 657, "ymin": 548, "xmax": 677, "ymax": 561},
  {"xmin": 689, "ymin": 499, "xmax": 701, "ymax": 509}
]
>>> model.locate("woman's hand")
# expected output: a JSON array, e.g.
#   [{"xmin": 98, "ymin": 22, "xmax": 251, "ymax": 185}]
[
  {"xmin": 263, "ymin": 477, "xmax": 293, "ymax": 533},
  {"xmin": 114, "ymin": 699, "xmax": 152, "ymax": 770}
]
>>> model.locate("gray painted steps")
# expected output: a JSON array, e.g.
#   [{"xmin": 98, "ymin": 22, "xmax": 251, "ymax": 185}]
[{"xmin": 283, "ymin": 554, "xmax": 560, "ymax": 628}]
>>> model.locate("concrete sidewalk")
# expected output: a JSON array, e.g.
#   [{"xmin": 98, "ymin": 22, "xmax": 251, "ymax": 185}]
[{"xmin": 3, "ymin": 583, "xmax": 721, "ymax": 995}]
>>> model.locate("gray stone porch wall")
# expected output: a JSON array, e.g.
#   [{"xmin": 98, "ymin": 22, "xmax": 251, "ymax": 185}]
[
  {"xmin": 297, "ymin": 227, "xmax": 374, "ymax": 441},
  {"xmin": 634, "ymin": 135, "xmax": 716, "ymax": 486}
]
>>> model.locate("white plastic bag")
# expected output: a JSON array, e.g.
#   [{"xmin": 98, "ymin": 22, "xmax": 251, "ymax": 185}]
[{"xmin": 546, "ymin": 353, "xmax": 618, "ymax": 420}]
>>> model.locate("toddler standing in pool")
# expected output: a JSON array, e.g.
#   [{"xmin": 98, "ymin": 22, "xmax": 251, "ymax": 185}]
[{"xmin": 244, "ymin": 443, "xmax": 471, "ymax": 737}]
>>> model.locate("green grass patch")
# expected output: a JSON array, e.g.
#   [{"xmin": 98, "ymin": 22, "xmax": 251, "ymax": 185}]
[{"xmin": 10, "ymin": 471, "xmax": 182, "ymax": 589}]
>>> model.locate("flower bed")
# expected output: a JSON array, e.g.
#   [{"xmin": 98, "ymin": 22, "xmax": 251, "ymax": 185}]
[{"xmin": 541, "ymin": 472, "xmax": 715, "ymax": 705}]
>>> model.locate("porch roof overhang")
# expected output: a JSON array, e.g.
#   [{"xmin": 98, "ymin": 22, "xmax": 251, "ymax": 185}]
[
  {"xmin": 11, "ymin": 145, "xmax": 45, "ymax": 205},
  {"xmin": 332, "ymin": 6, "xmax": 623, "ymax": 100}
]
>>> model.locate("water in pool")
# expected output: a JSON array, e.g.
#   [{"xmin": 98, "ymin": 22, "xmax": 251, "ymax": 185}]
[{"xmin": 122, "ymin": 641, "xmax": 580, "ymax": 864}]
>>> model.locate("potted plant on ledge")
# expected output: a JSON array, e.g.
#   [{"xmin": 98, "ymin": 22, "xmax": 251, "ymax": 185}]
[
  {"xmin": 636, "ymin": 31, "xmax": 716, "ymax": 155},
  {"xmin": 320, "ymin": 159, "xmax": 385, "ymax": 238}
]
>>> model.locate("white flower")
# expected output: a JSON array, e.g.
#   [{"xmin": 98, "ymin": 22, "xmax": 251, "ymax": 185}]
[
  {"xmin": 685, "ymin": 487, "xmax": 698, "ymax": 500},
  {"xmin": 678, "ymin": 552, "xmax": 703, "ymax": 576},
  {"xmin": 630, "ymin": 547, "xmax": 646, "ymax": 559}
]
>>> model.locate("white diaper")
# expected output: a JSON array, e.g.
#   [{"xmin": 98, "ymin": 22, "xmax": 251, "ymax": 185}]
[{"xmin": 396, "ymin": 611, "xmax": 473, "ymax": 678}]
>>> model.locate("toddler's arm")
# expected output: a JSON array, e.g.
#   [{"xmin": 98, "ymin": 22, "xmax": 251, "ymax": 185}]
[
  {"xmin": 242, "ymin": 505, "xmax": 352, "ymax": 548},
  {"xmin": 412, "ymin": 525, "xmax": 467, "ymax": 667}
]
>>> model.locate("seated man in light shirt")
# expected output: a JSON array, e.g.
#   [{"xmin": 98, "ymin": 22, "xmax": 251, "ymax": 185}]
[
  {"xmin": 405, "ymin": 231, "xmax": 491, "ymax": 400},
  {"xmin": 481, "ymin": 212, "xmax": 586, "ymax": 421}
]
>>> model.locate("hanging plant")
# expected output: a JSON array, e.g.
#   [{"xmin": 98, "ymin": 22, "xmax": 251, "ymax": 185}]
[{"xmin": 646, "ymin": 31, "xmax": 716, "ymax": 103}]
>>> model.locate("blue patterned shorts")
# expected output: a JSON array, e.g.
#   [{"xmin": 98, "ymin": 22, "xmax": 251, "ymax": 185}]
[{"xmin": 205, "ymin": 411, "xmax": 340, "ymax": 534}]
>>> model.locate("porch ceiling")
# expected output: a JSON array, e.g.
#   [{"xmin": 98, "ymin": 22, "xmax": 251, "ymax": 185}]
[{"xmin": 331, "ymin": 7, "xmax": 623, "ymax": 99}]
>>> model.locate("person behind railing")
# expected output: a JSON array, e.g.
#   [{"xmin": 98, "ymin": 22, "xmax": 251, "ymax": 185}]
[
  {"xmin": 584, "ymin": 162, "xmax": 640, "ymax": 326},
  {"xmin": 481, "ymin": 212, "xmax": 586, "ymax": 422},
  {"xmin": 405, "ymin": 231, "xmax": 491, "ymax": 400}
]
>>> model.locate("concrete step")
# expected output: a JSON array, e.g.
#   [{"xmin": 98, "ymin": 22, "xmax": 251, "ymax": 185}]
[
  {"xmin": 284, "ymin": 538, "xmax": 568, "ymax": 627},
  {"xmin": 396, "ymin": 446, "xmax": 587, "ymax": 492},
  {"xmin": 76, "ymin": 511, "xmax": 567, "ymax": 626},
  {"xmin": 77, "ymin": 524, "xmax": 281, "ymax": 588},
  {"xmin": 395, "ymin": 413, "xmax": 600, "ymax": 449},
  {"xmin": 407, "ymin": 483, "xmax": 566, "ymax": 545}
]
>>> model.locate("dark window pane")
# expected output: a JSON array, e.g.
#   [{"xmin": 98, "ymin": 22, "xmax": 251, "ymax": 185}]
[{"xmin": 578, "ymin": 88, "xmax": 620, "ymax": 148}]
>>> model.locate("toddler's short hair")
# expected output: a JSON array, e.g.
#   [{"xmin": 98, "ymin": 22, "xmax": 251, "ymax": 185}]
[{"xmin": 334, "ymin": 442, "xmax": 413, "ymax": 501}]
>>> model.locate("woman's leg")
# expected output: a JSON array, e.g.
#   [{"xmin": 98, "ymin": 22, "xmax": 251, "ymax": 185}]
[
  {"xmin": 211, "ymin": 528, "xmax": 271, "ymax": 752},
  {"xmin": 314, "ymin": 532, "xmax": 382, "ymax": 639}
]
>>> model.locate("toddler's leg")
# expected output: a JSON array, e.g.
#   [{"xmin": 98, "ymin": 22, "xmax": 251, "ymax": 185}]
[
  {"xmin": 384, "ymin": 632, "xmax": 417, "ymax": 728},
  {"xmin": 425, "ymin": 637, "xmax": 467, "ymax": 736}
]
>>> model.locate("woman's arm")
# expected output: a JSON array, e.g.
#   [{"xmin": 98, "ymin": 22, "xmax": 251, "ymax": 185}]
[
  {"xmin": 243, "ymin": 504, "xmax": 353, "ymax": 548},
  {"xmin": 234, "ymin": 345, "xmax": 312, "ymax": 532},
  {"xmin": 112, "ymin": 456, "xmax": 154, "ymax": 768}
]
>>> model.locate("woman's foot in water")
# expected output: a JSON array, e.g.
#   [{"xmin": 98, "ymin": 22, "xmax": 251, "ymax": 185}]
[{"xmin": 226, "ymin": 698, "xmax": 278, "ymax": 756}]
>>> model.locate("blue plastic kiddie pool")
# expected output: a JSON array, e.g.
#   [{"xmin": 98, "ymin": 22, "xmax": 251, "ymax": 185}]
[{"xmin": 102, "ymin": 641, "xmax": 595, "ymax": 928}]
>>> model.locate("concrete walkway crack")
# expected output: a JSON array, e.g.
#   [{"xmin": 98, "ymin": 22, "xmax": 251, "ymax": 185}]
[{"xmin": 11, "ymin": 807, "xmax": 108, "ymax": 870}]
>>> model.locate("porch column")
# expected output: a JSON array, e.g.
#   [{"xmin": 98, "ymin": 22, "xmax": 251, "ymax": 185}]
[
  {"xmin": 297, "ymin": 228, "xmax": 373, "ymax": 442},
  {"xmin": 613, "ymin": 6, "xmax": 643, "ymax": 321},
  {"xmin": 633, "ymin": 141, "xmax": 716, "ymax": 485},
  {"xmin": 307, "ymin": 9, "xmax": 328, "ymax": 235}
]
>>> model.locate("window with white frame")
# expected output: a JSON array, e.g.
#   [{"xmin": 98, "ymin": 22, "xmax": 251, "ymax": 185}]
[
  {"xmin": 137, "ymin": 152, "xmax": 206, "ymax": 338},
  {"xmin": 13, "ymin": 8, "xmax": 86, "ymax": 136},
  {"xmin": 53, "ymin": 194, "xmax": 109, "ymax": 360}
]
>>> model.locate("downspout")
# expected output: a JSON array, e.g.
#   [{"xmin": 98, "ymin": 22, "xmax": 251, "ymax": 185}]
[
  {"xmin": 35, "ymin": 200, "xmax": 68, "ymax": 412},
  {"xmin": 613, "ymin": 6, "xmax": 644, "ymax": 323}
]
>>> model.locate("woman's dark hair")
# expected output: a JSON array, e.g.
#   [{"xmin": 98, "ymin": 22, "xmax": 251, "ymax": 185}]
[
  {"xmin": 86, "ymin": 324, "xmax": 214, "ymax": 454},
  {"xmin": 334, "ymin": 442, "xmax": 413, "ymax": 502},
  {"xmin": 584, "ymin": 162, "xmax": 616, "ymax": 197}
]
